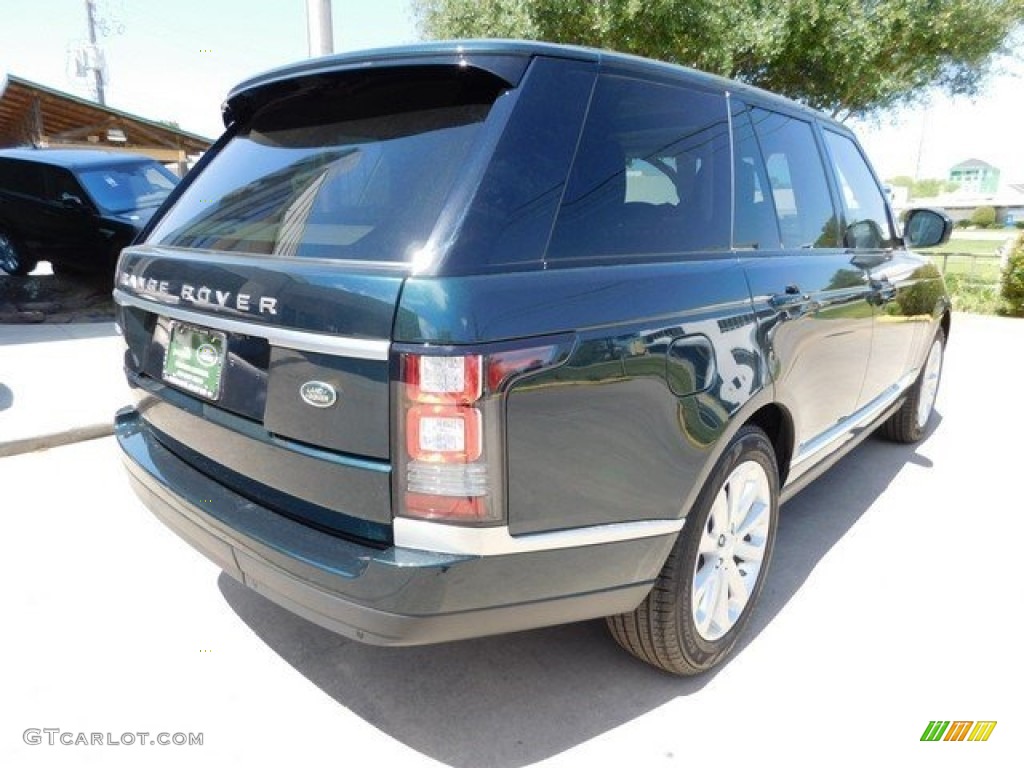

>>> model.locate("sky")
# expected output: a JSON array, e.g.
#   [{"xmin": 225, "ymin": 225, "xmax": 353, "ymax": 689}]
[
  {"xmin": 851, "ymin": 57, "xmax": 1024, "ymax": 184},
  {"xmin": 0, "ymin": 0, "xmax": 420, "ymax": 140},
  {"xmin": 1, "ymin": 0, "xmax": 1021, "ymax": 184}
]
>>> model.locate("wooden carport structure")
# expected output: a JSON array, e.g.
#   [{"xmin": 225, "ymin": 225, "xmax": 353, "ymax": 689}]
[{"xmin": 0, "ymin": 73, "xmax": 212, "ymax": 175}]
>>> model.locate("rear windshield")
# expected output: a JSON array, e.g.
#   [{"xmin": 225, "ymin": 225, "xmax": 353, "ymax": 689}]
[{"xmin": 148, "ymin": 68, "xmax": 505, "ymax": 262}]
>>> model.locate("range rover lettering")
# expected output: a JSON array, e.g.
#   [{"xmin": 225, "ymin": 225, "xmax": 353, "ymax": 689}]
[{"xmin": 114, "ymin": 41, "xmax": 951, "ymax": 675}]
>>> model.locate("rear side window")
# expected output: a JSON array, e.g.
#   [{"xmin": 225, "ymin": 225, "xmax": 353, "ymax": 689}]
[
  {"xmin": 822, "ymin": 130, "xmax": 895, "ymax": 250},
  {"xmin": 148, "ymin": 68, "xmax": 506, "ymax": 262},
  {"xmin": 547, "ymin": 73, "xmax": 731, "ymax": 262},
  {"xmin": 440, "ymin": 58, "xmax": 596, "ymax": 273},
  {"xmin": 749, "ymin": 109, "xmax": 839, "ymax": 249},
  {"xmin": 0, "ymin": 159, "xmax": 45, "ymax": 199},
  {"xmin": 732, "ymin": 108, "xmax": 781, "ymax": 250}
]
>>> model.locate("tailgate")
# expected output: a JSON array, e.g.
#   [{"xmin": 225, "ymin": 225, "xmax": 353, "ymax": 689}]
[{"xmin": 115, "ymin": 246, "xmax": 403, "ymax": 539}]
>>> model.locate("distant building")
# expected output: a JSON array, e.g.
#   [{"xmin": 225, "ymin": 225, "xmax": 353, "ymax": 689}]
[
  {"xmin": 949, "ymin": 158, "xmax": 1000, "ymax": 195},
  {"xmin": 0, "ymin": 73, "xmax": 211, "ymax": 175},
  {"xmin": 911, "ymin": 185, "xmax": 1024, "ymax": 227}
]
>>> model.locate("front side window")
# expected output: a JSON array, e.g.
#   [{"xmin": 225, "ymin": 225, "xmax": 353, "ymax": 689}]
[
  {"xmin": 823, "ymin": 130, "xmax": 895, "ymax": 250},
  {"xmin": 749, "ymin": 109, "xmax": 839, "ymax": 249},
  {"xmin": 43, "ymin": 167, "xmax": 89, "ymax": 206},
  {"xmin": 547, "ymin": 73, "xmax": 731, "ymax": 262},
  {"xmin": 148, "ymin": 68, "xmax": 505, "ymax": 263}
]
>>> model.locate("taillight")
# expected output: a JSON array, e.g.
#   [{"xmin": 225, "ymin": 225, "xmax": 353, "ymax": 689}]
[
  {"xmin": 406, "ymin": 405, "xmax": 482, "ymax": 463},
  {"xmin": 395, "ymin": 345, "xmax": 560, "ymax": 525},
  {"xmin": 406, "ymin": 355, "xmax": 482, "ymax": 404}
]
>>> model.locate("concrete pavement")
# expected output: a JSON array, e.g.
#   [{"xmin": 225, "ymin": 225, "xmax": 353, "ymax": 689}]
[
  {"xmin": 1, "ymin": 311, "xmax": 1021, "ymax": 767},
  {"xmin": 0, "ymin": 321, "xmax": 130, "ymax": 456}
]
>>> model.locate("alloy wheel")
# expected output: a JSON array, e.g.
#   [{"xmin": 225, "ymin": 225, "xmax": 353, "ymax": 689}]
[
  {"xmin": 0, "ymin": 234, "xmax": 19, "ymax": 274},
  {"xmin": 691, "ymin": 459, "xmax": 773, "ymax": 641}
]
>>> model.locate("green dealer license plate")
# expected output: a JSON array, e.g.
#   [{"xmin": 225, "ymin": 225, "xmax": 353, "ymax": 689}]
[{"xmin": 161, "ymin": 322, "xmax": 227, "ymax": 400}]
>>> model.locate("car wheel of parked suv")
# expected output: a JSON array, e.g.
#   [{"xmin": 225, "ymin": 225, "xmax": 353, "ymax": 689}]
[
  {"xmin": 607, "ymin": 425, "xmax": 779, "ymax": 675},
  {"xmin": 882, "ymin": 328, "xmax": 945, "ymax": 443},
  {"xmin": 0, "ymin": 231, "xmax": 37, "ymax": 276}
]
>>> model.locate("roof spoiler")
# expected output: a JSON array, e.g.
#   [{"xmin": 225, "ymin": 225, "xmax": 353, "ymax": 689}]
[{"xmin": 221, "ymin": 52, "xmax": 531, "ymax": 130}]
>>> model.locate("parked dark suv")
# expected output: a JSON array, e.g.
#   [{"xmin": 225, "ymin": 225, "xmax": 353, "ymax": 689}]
[
  {"xmin": 0, "ymin": 148, "xmax": 178, "ymax": 276},
  {"xmin": 114, "ymin": 41, "xmax": 952, "ymax": 675}
]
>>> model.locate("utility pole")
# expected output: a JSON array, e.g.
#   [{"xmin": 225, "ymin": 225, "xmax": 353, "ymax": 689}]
[
  {"xmin": 84, "ymin": 0, "xmax": 105, "ymax": 105},
  {"xmin": 913, "ymin": 112, "xmax": 926, "ymax": 181},
  {"xmin": 306, "ymin": 0, "xmax": 334, "ymax": 57}
]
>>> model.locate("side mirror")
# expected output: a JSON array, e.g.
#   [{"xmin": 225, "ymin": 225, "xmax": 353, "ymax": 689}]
[
  {"xmin": 844, "ymin": 219, "xmax": 884, "ymax": 249},
  {"xmin": 903, "ymin": 208, "xmax": 952, "ymax": 249}
]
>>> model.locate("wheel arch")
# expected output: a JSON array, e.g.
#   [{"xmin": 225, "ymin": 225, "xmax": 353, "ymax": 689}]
[{"xmin": 744, "ymin": 403, "xmax": 794, "ymax": 489}]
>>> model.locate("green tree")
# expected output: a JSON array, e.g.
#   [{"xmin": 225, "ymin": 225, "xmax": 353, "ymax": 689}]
[
  {"xmin": 971, "ymin": 206, "xmax": 997, "ymax": 227},
  {"xmin": 886, "ymin": 177, "xmax": 957, "ymax": 198},
  {"xmin": 1000, "ymin": 235, "xmax": 1024, "ymax": 316},
  {"xmin": 886, "ymin": 176, "xmax": 962, "ymax": 199},
  {"xmin": 413, "ymin": 0, "xmax": 1024, "ymax": 119},
  {"xmin": 887, "ymin": 175, "xmax": 916, "ymax": 190}
]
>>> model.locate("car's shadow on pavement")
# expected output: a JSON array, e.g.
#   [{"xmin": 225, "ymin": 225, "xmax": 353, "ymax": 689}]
[
  {"xmin": 218, "ymin": 420, "xmax": 940, "ymax": 768},
  {"xmin": 0, "ymin": 272, "xmax": 114, "ymax": 323}
]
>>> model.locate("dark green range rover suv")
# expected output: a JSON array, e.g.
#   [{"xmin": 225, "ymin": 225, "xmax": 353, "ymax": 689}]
[{"xmin": 114, "ymin": 41, "xmax": 951, "ymax": 675}]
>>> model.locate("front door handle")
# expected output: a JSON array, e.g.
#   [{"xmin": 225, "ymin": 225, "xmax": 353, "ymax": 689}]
[
  {"xmin": 870, "ymin": 278, "xmax": 897, "ymax": 305},
  {"xmin": 770, "ymin": 285, "xmax": 811, "ymax": 309}
]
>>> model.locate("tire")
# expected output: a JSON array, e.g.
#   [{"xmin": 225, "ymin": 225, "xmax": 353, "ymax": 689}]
[
  {"xmin": 0, "ymin": 231, "xmax": 37, "ymax": 275},
  {"xmin": 607, "ymin": 425, "xmax": 779, "ymax": 675},
  {"xmin": 881, "ymin": 327, "xmax": 945, "ymax": 444}
]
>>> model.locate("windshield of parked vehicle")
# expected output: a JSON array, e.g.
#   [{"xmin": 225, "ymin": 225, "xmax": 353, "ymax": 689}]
[
  {"xmin": 147, "ymin": 67, "xmax": 506, "ymax": 262},
  {"xmin": 77, "ymin": 162, "xmax": 178, "ymax": 214}
]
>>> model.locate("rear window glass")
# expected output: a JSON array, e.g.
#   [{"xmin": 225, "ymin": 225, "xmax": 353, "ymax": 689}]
[{"xmin": 148, "ymin": 68, "xmax": 504, "ymax": 262}]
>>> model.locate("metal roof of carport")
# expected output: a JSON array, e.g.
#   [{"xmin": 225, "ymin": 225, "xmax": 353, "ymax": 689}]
[{"xmin": 0, "ymin": 73, "xmax": 212, "ymax": 168}]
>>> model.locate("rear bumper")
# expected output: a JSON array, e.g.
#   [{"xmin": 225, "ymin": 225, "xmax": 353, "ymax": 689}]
[{"xmin": 116, "ymin": 409, "xmax": 676, "ymax": 646}]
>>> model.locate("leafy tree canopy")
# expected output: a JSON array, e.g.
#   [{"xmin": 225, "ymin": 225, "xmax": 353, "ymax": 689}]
[
  {"xmin": 886, "ymin": 176, "xmax": 960, "ymax": 197},
  {"xmin": 412, "ymin": 0, "xmax": 1024, "ymax": 119}
]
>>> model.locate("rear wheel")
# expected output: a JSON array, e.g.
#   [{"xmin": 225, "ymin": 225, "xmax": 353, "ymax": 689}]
[
  {"xmin": 607, "ymin": 425, "xmax": 779, "ymax": 675},
  {"xmin": 0, "ymin": 231, "xmax": 37, "ymax": 275},
  {"xmin": 882, "ymin": 327, "xmax": 945, "ymax": 443}
]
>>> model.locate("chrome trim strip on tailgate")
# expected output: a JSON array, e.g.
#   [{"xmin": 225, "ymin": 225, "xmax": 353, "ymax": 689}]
[{"xmin": 114, "ymin": 289, "xmax": 390, "ymax": 361}]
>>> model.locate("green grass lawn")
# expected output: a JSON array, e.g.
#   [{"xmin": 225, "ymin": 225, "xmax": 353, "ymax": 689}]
[
  {"xmin": 915, "ymin": 232, "xmax": 1023, "ymax": 316},
  {"xmin": 919, "ymin": 237, "xmax": 1006, "ymax": 257},
  {"xmin": 917, "ymin": 236, "xmax": 1012, "ymax": 284},
  {"xmin": 931, "ymin": 253, "xmax": 1001, "ymax": 282}
]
